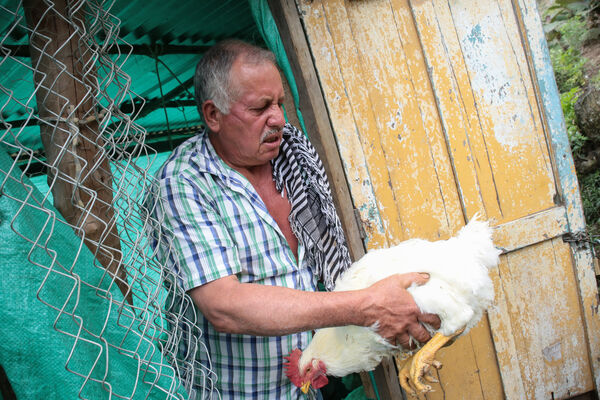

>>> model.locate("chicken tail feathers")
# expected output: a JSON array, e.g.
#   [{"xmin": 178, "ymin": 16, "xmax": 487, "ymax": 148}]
[{"xmin": 457, "ymin": 215, "xmax": 501, "ymax": 269}]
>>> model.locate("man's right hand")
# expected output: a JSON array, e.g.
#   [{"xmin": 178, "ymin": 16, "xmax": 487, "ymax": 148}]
[{"xmin": 359, "ymin": 273, "xmax": 440, "ymax": 349}]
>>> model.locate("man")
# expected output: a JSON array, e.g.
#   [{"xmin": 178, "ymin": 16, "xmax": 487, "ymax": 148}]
[{"xmin": 151, "ymin": 39, "xmax": 439, "ymax": 399}]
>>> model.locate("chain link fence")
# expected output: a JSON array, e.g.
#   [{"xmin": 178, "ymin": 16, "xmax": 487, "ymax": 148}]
[{"xmin": 0, "ymin": 0, "xmax": 216, "ymax": 398}]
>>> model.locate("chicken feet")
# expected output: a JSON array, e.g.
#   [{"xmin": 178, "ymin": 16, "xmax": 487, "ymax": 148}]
[
  {"xmin": 397, "ymin": 356, "xmax": 440, "ymax": 396},
  {"xmin": 397, "ymin": 329, "xmax": 464, "ymax": 396}
]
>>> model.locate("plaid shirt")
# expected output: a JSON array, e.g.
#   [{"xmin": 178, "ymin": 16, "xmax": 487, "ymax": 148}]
[{"xmin": 153, "ymin": 129, "xmax": 316, "ymax": 399}]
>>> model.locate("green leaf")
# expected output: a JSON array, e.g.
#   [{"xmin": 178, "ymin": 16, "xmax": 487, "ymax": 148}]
[
  {"xmin": 557, "ymin": 0, "xmax": 585, "ymax": 6},
  {"xmin": 566, "ymin": 2, "xmax": 589, "ymax": 13},
  {"xmin": 544, "ymin": 20, "xmax": 564, "ymax": 33}
]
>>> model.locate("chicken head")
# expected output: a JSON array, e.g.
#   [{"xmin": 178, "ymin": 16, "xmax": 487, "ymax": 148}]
[{"xmin": 284, "ymin": 349, "xmax": 329, "ymax": 393}]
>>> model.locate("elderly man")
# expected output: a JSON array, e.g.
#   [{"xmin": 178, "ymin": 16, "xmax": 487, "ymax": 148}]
[{"xmin": 151, "ymin": 39, "xmax": 439, "ymax": 399}]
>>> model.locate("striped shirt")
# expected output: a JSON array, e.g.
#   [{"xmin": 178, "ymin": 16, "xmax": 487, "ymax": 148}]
[{"xmin": 153, "ymin": 127, "xmax": 317, "ymax": 399}]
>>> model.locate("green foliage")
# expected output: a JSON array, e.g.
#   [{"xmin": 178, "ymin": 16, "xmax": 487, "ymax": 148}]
[
  {"xmin": 581, "ymin": 170, "xmax": 600, "ymax": 228},
  {"xmin": 544, "ymin": 8, "xmax": 588, "ymax": 93},
  {"xmin": 543, "ymin": 1, "xmax": 600, "ymax": 49},
  {"xmin": 550, "ymin": 46, "xmax": 586, "ymax": 92},
  {"xmin": 559, "ymin": 16, "xmax": 588, "ymax": 48},
  {"xmin": 560, "ymin": 87, "xmax": 586, "ymax": 155}
]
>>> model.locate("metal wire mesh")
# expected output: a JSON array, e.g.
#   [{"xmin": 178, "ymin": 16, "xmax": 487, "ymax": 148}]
[{"xmin": 0, "ymin": 0, "xmax": 217, "ymax": 398}]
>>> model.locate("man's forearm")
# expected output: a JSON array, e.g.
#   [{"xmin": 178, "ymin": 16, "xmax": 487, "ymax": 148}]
[
  {"xmin": 188, "ymin": 276, "xmax": 370, "ymax": 336},
  {"xmin": 188, "ymin": 273, "xmax": 437, "ymax": 347}
]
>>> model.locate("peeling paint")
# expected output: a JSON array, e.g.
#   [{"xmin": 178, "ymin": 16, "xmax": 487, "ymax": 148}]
[
  {"xmin": 386, "ymin": 108, "xmax": 402, "ymax": 130},
  {"xmin": 468, "ymin": 24, "xmax": 484, "ymax": 44},
  {"xmin": 543, "ymin": 341, "xmax": 562, "ymax": 363}
]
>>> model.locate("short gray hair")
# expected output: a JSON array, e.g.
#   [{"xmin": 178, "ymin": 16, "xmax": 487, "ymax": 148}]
[{"xmin": 194, "ymin": 39, "xmax": 277, "ymax": 115}]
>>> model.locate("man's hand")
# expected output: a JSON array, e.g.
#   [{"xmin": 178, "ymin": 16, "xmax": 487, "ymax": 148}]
[{"xmin": 359, "ymin": 273, "xmax": 440, "ymax": 349}]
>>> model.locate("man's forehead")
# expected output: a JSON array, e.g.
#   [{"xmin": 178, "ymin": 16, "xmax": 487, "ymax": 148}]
[
  {"xmin": 232, "ymin": 57, "xmax": 279, "ymax": 77},
  {"xmin": 229, "ymin": 59, "xmax": 283, "ymax": 97}
]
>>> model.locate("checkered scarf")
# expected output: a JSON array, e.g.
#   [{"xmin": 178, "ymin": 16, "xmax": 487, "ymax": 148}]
[{"xmin": 272, "ymin": 123, "xmax": 352, "ymax": 291}]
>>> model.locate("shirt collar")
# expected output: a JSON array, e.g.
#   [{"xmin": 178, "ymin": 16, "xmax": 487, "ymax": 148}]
[{"xmin": 191, "ymin": 128, "xmax": 240, "ymax": 186}]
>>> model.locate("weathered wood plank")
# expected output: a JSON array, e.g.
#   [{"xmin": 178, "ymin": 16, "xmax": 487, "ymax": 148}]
[
  {"xmin": 489, "ymin": 240, "xmax": 595, "ymax": 400},
  {"xmin": 23, "ymin": 0, "xmax": 131, "ymax": 303},
  {"xmin": 269, "ymin": 1, "xmax": 396, "ymax": 397},
  {"xmin": 500, "ymin": 239, "xmax": 593, "ymax": 398},
  {"xmin": 389, "ymin": 0, "xmax": 466, "ymax": 232},
  {"xmin": 487, "ymin": 255, "xmax": 529, "ymax": 399},
  {"xmin": 511, "ymin": 0, "xmax": 600, "ymax": 394},
  {"xmin": 341, "ymin": 0, "xmax": 457, "ymax": 241},
  {"xmin": 298, "ymin": 0, "xmax": 502, "ymax": 397},
  {"xmin": 493, "ymin": 206, "xmax": 568, "ymax": 253},
  {"xmin": 412, "ymin": 0, "xmax": 557, "ymax": 225},
  {"xmin": 295, "ymin": 0, "xmax": 390, "ymax": 249},
  {"xmin": 409, "ymin": 0, "xmax": 495, "ymax": 221},
  {"xmin": 447, "ymin": 0, "xmax": 556, "ymax": 219}
]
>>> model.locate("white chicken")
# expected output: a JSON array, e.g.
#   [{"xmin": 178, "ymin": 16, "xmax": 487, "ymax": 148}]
[{"xmin": 284, "ymin": 217, "xmax": 500, "ymax": 395}]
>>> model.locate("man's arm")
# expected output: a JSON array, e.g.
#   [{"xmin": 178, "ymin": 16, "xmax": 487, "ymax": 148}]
[{"xmin": 188, "ymin": 272, "xmax": 439, "ymax": 348}]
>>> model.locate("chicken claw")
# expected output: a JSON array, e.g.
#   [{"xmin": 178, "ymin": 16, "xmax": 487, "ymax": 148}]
[
  {"xmin": 397, "ymin": 356, "xmax": 441, "ymax": 396},
  {"xmin": 407, "ymin": 330, "xmax": 463, "ymax": 394},
  {"xmin": 397, "ymin": 356, "xmax": 415, "ymax": 396}
]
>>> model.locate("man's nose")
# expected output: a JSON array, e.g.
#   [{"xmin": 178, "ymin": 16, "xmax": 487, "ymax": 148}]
[{"xmin": 268, "ymin": 104, "xmax": 285, "ymax": 128}]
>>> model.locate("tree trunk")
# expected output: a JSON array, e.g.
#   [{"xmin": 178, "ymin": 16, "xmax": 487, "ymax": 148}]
[{"xmin": 23, "ymin": 0, "xmax": 131, "ymax": 304}]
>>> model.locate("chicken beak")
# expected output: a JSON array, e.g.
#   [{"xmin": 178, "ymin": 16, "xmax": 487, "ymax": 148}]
[{"xmin": 301, "ymin": 381, "xmax": 311, "ymax": 394}]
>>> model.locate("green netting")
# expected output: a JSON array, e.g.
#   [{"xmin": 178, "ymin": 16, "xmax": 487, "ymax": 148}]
[
  {"xmin": 30, "ymin": 152, "xmax": 172, "ymax": 320},
  {"xmin": 0, "ymin": 147, "xmax": 185, "ymax": 399}
]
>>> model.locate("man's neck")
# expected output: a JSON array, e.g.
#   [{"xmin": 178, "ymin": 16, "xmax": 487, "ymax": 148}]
[
  {"xmin": 235, "ymin": 162, "xmax": 274, "ymax": 189},
  {"xmin": 208, "ymin": 131, "xmax": 274, "ymax": 186}
]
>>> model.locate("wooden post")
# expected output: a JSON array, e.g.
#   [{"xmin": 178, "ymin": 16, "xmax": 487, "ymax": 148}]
[{"xmin": 23, "ymin": 0, "xmax": 131, "ymax": 304}]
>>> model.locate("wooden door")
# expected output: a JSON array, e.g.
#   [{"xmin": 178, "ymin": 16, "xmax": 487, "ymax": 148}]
[{"xmin": 272, "ymin": 0, "xmax": 600, "ymax": 398}]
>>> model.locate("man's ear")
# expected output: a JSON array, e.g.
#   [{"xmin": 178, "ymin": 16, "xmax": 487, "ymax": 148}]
[{"xmin": 202, "ymin": 100, "xmax": 221, "ymax": 133}]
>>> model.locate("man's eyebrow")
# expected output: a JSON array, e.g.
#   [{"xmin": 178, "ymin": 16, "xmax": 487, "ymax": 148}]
[{"xmin": 252, "ymin": 96, "xmax": 283, "ymax": 106}]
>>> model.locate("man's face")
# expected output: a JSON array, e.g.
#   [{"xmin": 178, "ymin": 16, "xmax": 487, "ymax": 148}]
[{"xmin": 208, "ymin": 58, "xmax": 286, "ymax": 170}]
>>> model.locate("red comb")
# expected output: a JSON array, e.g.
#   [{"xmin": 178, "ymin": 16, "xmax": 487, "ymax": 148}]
[{"xmin": 284, "ymin": 348, "xmax": 303, "ymax": 386}]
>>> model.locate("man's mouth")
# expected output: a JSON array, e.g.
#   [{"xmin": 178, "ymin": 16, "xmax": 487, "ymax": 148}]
[{"xmin": 260, "ymin": 130, "xmax": 282, "ymax": 144}]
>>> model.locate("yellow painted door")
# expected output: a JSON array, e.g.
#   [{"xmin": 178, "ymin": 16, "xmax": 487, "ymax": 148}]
[{"xmin": 295, "ymin": 0, "xmax": 600, "ymax": 398}]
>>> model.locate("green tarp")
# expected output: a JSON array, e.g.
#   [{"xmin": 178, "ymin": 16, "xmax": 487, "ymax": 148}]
[{"xmin": 0, "ymin": 146, "xmax": 185, "ymax": 399}]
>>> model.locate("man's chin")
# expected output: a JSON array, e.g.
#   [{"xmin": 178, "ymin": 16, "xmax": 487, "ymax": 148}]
[{"xmin": 262, "ymin": 146, "xmax": 280, "ymax": 161}]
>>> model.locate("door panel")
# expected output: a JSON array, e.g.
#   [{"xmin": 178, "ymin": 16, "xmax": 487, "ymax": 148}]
[{"xmin": 296, "ymin": 0, "xmax": 599, "ymax": 398}]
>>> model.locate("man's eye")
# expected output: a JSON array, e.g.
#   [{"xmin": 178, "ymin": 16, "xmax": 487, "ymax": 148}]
[{"xmin": 253, "ymin": 105, "xmax": 269, "ymax": 112}]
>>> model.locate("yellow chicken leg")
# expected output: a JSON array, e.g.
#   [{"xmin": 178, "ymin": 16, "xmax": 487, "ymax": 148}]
[
  {"xmin": 409, "ymin": 329, "xmax": 464, "ymax": 393},
  {"xmin": 397, "ymin": 354, "xmax": 440, "ymax": 397}
]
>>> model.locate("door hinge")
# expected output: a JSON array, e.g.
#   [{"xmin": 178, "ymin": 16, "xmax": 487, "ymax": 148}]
[
  {"xmin": 354, "ymin": 209, "xmax": 367, "ymax": 240},
  {"xmin": 563, "ymin": 230, "xmax": 599, "ymax": 250}
]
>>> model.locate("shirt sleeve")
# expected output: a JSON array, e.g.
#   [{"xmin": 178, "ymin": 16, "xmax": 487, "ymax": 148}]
[{"xmin": 156, "ymin": 173, "xmax": 242, "ymax": 291}]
